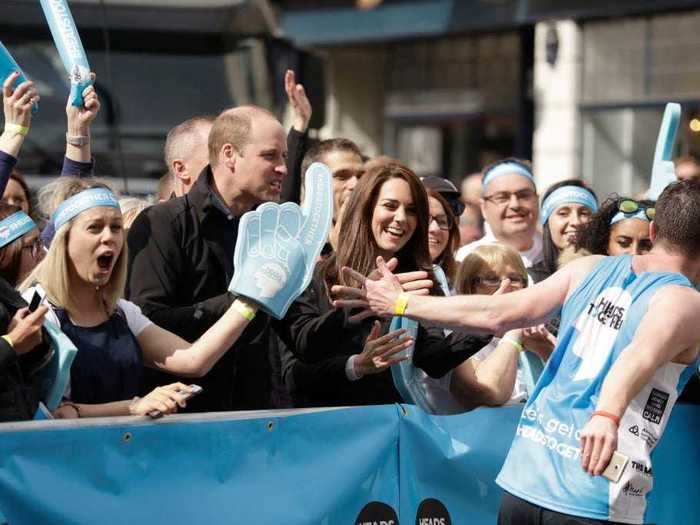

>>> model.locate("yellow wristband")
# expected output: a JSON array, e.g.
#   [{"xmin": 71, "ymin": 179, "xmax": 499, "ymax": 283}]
[
  {"xmin": 394, "ymin": 293, "xmax": 409, "ymax": 316},
  {"xmin": 502, "ymin": 336, "xmax": 524, "ymax": 352},
  {"xmin": 4, "ymin": 123, "xmax": 29, "ymax": 136},
  {"xmin": 233, "ymin": 299, "xmax": 257, "ymax": 321},
  {"xmin": 1, "ymin": 334, "xmax": 13, "ymax": 348}
]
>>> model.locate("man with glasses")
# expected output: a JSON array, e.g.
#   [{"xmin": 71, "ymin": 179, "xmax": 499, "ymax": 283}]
[{"xmin": 455, "ymin": 159, "xmax": 542, "ymax": 269}]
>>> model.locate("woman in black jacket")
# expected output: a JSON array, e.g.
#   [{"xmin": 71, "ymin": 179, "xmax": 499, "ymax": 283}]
[{"xmin": 277, "ymin": 162, "xmax": 490, "ymax": 408}]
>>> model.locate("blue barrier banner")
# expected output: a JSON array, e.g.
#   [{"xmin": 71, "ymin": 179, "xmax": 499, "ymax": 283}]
[
  {"xmin": 0, "ymin": 403, "xmax": 697, "ymax": 524},
  {"xmin": 0, "ymin": 406, "xmax": 399, "ymax": 524}
]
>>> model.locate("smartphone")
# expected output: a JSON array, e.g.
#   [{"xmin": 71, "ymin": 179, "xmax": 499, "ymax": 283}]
[
  {"xmin": 602, "ymin": 450, "xmax": 629, "ymax": 483},
  {"xmin": 147, "ymin": 384, "xmax": 203, "ymax": 419},
  {"xmin": 28, "ymin": 290, "xmax": 42, "ymax": 312}
]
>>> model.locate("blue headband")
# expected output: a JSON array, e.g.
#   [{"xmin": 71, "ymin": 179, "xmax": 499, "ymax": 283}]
[
  {"xmin": 52, "ymin": 188, "xmax": 120, "ymax": 230},
  {"xmin": 482, "ymin": 162, "xmax": 534, "ymax": 189},
  {"xmin": 0, "ymin": 211, "xmax": 36, "ymax": 248},
  {"xmin": 540, "ymin": 186, "xmax": 598, "ymax": 225},
  {"xmin": 610, "ymin": 209, "xmax": 650, "ymax": 225}
]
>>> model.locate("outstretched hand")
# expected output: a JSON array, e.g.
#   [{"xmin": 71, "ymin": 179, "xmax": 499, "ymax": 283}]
[
  {"xmin": 332, "ymin": 256, "xmax": 406, "ymax": 321},
  {"xmin": 285, "ymin": 69, "xmax": 312, "ymax": 133}
]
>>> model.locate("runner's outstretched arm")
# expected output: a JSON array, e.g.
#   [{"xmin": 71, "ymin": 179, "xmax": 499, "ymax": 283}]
[{"xmin": 333, "ymin": 255, "xmax": 601, "ymax": 334}]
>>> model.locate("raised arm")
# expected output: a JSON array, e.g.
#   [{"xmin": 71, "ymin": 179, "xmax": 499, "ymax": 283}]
[
  {"xmin": 334, "ymin": 256, "xmax": 600, "ymax": 334},
  {"xmin": 63, "ymin": 74, "xmax": 99, "ymax": 170},
  {"xmin": 0, "ymin": 72, "xmax": 38, "ymax": 195},
  {"xmin": 580, "ymin": 285, "xmax": 700, "ymax": 476},
  {"xmin": 282, "ymin": 69, "xmax": 312, "ymax": 204}
]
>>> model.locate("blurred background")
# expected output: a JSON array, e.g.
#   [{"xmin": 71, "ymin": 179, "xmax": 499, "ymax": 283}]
[{"xmin": 2, "ymin": 0, "xmax": 700, "ymax": 195}]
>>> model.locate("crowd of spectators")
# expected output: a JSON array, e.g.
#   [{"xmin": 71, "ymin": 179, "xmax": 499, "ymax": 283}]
[{"xmin": 0, "ymin": 65, "xmax": 698, "ymax": 426}]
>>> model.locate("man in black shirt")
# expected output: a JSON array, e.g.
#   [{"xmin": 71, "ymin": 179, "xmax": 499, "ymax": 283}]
[{"xmin": 127, "ymin": 105, "xmax": 292, "ymax": 412}]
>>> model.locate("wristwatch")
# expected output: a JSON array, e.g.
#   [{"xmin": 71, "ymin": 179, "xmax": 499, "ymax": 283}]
[{"xmin": 66, "ymin": 134, "xmax": 89, "ymax": 147}]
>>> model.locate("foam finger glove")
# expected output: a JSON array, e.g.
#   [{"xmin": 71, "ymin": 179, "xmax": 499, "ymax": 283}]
[{"xmin": 229, "ymin": 162, "xmax": 333, "ymax": 319}]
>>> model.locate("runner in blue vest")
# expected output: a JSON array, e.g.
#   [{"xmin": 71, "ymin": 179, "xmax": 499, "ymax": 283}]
[{"xmin": 333, "ymin": 178, "xmax": 700, "ymax": 524}]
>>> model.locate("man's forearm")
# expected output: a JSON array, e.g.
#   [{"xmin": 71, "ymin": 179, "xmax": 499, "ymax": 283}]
[{"xmin": 595, "ymin": 347, "xmax": 664, "ymax": 417}]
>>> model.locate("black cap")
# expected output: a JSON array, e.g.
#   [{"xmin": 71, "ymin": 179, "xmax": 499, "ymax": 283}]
[{"xmin": 420, "ymin": 176, "xmax": 465, "ymax": 217}]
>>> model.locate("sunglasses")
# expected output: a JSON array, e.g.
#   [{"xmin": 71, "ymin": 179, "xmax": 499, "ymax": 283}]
[{"xmin": 618, "ymin": 199, "xmax": 655, "ymax": 221}]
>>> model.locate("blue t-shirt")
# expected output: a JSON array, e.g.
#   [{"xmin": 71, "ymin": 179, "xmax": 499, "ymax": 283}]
[{"xmin": 497, "ymin": 255, "xmax": 699, "ymax": 524}]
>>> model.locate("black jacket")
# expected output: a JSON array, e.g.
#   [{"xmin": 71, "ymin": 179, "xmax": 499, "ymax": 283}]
[
  {"xmin": 126, "ymin": 129, "xmax": 306, "ymax": 412},
  {"xmin": 0, "ymin": 278, "xmax": 52, "ymax": 422},
  {"xmin": 273, "ymin": 269, "xmax": 491, "ymax": 407}
]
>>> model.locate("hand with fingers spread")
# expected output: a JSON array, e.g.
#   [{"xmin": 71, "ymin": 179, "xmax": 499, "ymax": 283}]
[
  {"xmin": 285, "ymin": 69, "xmax": 312, "ymax": 133},
  {"xmin": 331, "ymin": 256, "xmax": 433, "ymax": 322},
  {"xmin": 129, "ymin": 382, "xmax": 193, "ymax": 416},
  {"xmin": 352, "ymin": 320, "xmax": 413, "ymax": 377},
  {"xmin": 6, "ymin": 305, "xmax": 48, "ymax": 355},
  {"xmin": 580, "ymin": 413, "xmax": 619, "ymax": 476}
]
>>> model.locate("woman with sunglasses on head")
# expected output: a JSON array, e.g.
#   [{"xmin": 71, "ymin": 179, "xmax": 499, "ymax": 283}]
[
  {"xmin": 277, "ymin": 162, "xmax": 493, "ymax": 408},
  {"xmin": 19, "ymin": 177, "xmax": 287, "ymax": 419},
  {"xmin": 529, "ymin": 180, "xmax": 598, "ymax": 283},
  {"xmin": 576, "ymin": 197, "xmax": 655, "ymax": 256}
]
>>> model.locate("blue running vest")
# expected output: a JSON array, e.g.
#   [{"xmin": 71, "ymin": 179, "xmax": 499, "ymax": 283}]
[{"xmin": 496, "ymin": 255, "xmax": 699, "ymax": 524}]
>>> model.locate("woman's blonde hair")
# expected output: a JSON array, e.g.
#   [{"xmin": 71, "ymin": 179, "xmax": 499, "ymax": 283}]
[
  {"xmin": 455, "ymin": 243, "xmax": 528, "ymax": 295},
  {"xmin": 119, "ymin": 197, "xmax": 151, "ymax": 231},
  {"xmin": 20, "ymin": 177, "xmax": 127, "ymax": 316}
]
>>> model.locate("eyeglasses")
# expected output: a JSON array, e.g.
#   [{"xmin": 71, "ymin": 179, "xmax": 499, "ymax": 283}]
[
  {"xmin": 429, "ymin": 214, "xmax": 453, "ymax": 231},
  {"xmin": 472, "ymin": 274, "xmax": 528, "ymax": 289},
  {"xmin": 618, "ymin": 199, "xmax": 655, "ymax": 220},
  {"xmin": 22, "ymin": 238, "xmax": 43, "ymax": 260},
  {"xmin": 482, "ymin": 189, "xmax": 537, "ymax": 206}
]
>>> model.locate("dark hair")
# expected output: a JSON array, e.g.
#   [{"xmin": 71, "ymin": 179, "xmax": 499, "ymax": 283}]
[
  {"xmin": 322, "ymin": 162, "xmax": 434, "ymax": 291},
  {"xmin": 426, "ymin": 190, "xmax": 460, "ymax": 283},
  {"xmin": 654, "ymin": 179, "xmax": 700, "ymax": 257},
  {"xmin": 7, "ymin": 169, "xmax": 33, "ymax": 217},
  {"xmin": 301, "ymin": 138, "xmax": 362, "ymax": 179},
  {"xmin": 0, "ymin": 202, "xmax": 31, "ymax": 285},
  {"xmin": 540, "ymin": 179, "xmax": 597, "ymax": 275},
  {"xmin": 576, "ymin": 195, "xmax": 655, "ymax": 255}
]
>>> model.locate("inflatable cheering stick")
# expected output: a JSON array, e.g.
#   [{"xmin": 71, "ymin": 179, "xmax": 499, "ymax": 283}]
[
  {"xmin": 0, "ymin": 41, "xmax": 38, "ymax": 113},
  {"xmin": 39, "ymin": 0, "xmax": 92, "ymax": 107},
  {"xmin": 648, "ymin": 103, "xmax": 681, "ymax": 200},
  {"xmin": 229, "ymin": 162, "xmax": 333, "ymax": 319}
]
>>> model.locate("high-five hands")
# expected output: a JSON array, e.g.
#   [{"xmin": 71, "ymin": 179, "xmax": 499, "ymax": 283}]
[{"xmin": 332, "ymin": 256, "xmax": 416, "ymax": 321}]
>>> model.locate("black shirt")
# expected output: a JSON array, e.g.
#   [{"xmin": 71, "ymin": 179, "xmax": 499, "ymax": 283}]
[
  {"xmin": 273, "ymin": 268, "xmax": 491, "ymax": 407},
  {"xmin": 126, "ymin": 129, "xmax": 307, "ymax": 412}
]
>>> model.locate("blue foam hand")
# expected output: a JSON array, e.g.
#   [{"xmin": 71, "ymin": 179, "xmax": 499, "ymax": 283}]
[
  {"xmin": 649, "ymin": 103, "xmax": 681, "ymax": 201},
  {"xmin": 39, "ymin": 0, "xmax": 92, "ymax": 107},
  {"xmin": 0, "ymin": 41, "xmax": 38, "ymax": 113},
  {"xmin": 229, "ymin": 162, "xmax": 333, "ymax": 319}
]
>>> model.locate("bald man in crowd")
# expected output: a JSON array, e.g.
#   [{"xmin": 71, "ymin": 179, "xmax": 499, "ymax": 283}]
[{"xmin": 163, "ymin": 115, "xmax": 215, "ymax": 197}]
